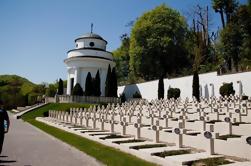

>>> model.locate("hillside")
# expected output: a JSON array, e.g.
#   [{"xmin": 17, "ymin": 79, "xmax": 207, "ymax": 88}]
[
  {"xmin": 0, "ymin": 75, "xmax": 36, "ymax": 95},
  {"xmin": 0, "ymin": 75, "xmax": 37, "ymax": 109}
]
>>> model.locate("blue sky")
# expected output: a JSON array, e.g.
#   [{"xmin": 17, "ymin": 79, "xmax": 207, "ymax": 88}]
[{"xmin": 0, "ymin": 0, "xmax": 247, "ymax": 84}]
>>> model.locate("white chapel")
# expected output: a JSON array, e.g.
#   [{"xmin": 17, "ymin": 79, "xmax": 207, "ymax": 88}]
[{"xmin": 64, "ymin": 31, "xmax": 115, "ymax": 96}]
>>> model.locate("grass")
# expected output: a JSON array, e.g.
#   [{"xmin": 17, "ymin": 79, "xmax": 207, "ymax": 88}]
[
  {"xmin": 217, "ymin": 134, "xmax": 242, "ymax": 140},
  {"xmin": 206, "ymin": 120, "xmax": 222, "ymax": 124},
  {"xmin": 22, "ymin": 103, "xmax": 91, "ymax": 120},
  {"xmin": 22, "ymin": 103, "xmax": 157, "ymax": 166},
  {"xmin": 152, "ymin": 150, "xmax": 191, "ymax": 158},
  {"xmin": 188, "ymin": 157, "xmax": 232, "ymax": 166},
  {"xmin": 100, "ymin": 134, "xmax": 126, "ymax": 140},
  {"xmin": 114, "ymin": 139, "xmax": 145, "ymax": 144},
  {"xmin": 130, "ymin": 144, "xmax": 167, "ymax": 150}
]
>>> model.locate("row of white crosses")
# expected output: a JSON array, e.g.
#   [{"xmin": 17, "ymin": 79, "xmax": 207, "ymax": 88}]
[{"xmin": 48, "ymin": 96, "xmax": 251, "ymax": 155}]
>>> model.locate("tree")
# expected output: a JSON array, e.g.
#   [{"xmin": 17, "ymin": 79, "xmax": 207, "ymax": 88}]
[
  {"xmin": 212, "ymin": 0, "xmax": 226, "ymax": 28},
  {"xmin": 72, "ymin": 83, "xmax": 84, "ymax": 96},
  {"xmin": 113, "ymin": 34, "xmax": 130, "ymax": 85},
  {"xmin": 93, "ymin": 70, "xmax": 101, "ymax": 96},
  {"xmin": 110, "ymin": 67, "xmax": 118, "ymax": 97},
  {"xmin": 129, "ymin": 4, "xmax": 191, "ymax": 81},
  {"xmin": 192, "ymin": 70, "xmax": 200, "ymax": 102},
  {"xmin": 158, "ymin": 76, "xmax": 164, "ymax": 99},
  {"xmin": 105, "ymin": 65, "xmax": 112, "ymax": 97},
  {"xmin": 212, "ymin": 0, "xmax": 238, "ymax": 27},
  {"xmin": 46, "ymin": 84, "xmax": 57, "ymax": 97},
  {"xmin": 57, "ymin": 78, "xmax": 64, "ymax": 95},
  {"xmin": 85, "ymin": 72, "xmax": 93, "ymax": 96}
]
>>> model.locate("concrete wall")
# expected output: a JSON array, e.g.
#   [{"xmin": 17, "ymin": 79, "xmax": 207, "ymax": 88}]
[{"xmin": 118, "ymin": 71, "xmax": 251, "ymax": 100}]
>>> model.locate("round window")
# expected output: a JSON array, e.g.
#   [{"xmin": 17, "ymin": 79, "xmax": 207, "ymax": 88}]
[{"xmin": 89, "ymin": 42, "xmax": 95, "ymax": 47}]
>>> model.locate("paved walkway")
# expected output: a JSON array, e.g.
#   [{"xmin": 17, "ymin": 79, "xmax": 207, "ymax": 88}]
[{"xmin": 1, "ymin": 113, "xmax": 103, "ymax": 166}]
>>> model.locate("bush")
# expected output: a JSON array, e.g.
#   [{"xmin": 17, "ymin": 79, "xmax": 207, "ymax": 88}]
[
  {"xmin": 219, "ymin": 82, "xmax": 235, "ymax": 97},
  {"xmin": 133, "ymin": 91, "xmax": 142, "ymax": 98},
  {"xmin": 167, "ymin": 88, "xmax": 180, "ymax": 99},
  {"xmin": 72, "ymin": 83, "xmax": 84, "ymax": 96},
  {"xmin": 120, "ymin": 93, "xmax": 126, "ymax": 103},
  {"xmin": 43, "ymin": 111, "xmax": 49, "ymax": 117},
  {"xmin": 242, "ymin": 95, "xmax": 248, "ymax": 100}
]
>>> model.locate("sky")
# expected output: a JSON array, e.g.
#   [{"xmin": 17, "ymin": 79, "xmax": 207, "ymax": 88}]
[{"xmin": 0, "ymin": 0, "xmax": 247, "ymax": 84}]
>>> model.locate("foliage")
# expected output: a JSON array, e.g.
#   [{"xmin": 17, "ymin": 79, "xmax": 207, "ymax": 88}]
[
  {"xmin": 85, "ymin": 72, "xmax": 93, "ymax": 96},
  {"xmin": 129, "ymin": 4, "xmax": 191, "ymax": 81},
  {"xmin": 130, "ymin": 144, "xmax": 166, "ymax": 150},
  {"xmin": 22, "ymin": 104, "xmax": 157, "ymax": 166},
  {"xmin": 105, "ymin": 65, "xmax": 112, "ymax": 97},
  {"xmin": 72, "ymin": 83, "xmax": 84, "ymax": 96},
  {"xmin": 192, "ymin": 70, "xmax": 200, "ymax": 102},
  {"xmin": 0, "ymin": 75, "xmax": 36, "ymax": 109},
  {"xmin": 46, "ymin": 84, "xmax": 57, "ymax": 97},
  {"xmin": 57, "ymin": 78, "xmax": 64, "ymax": 95},
  {"xmin": 167, "ymin": 88, "xmax": 180, "ymax": 99},
  {"xmin": 153, "ymin": 150, "xmax": 190, "ymax": 158},
  {"xmin": 113, "ymin": 34, "xmax": 130, "ymax": 85},
  {"xmin": 158, "ymin": 76, "xmax": 164, "ymax": 99},
  {"xmin": 93, "ymin": 70, "xmax": 101, "ymax": 97},
  {"xmin": 219, "ymin": 82, "xmax": 235, "ymax": 97},
  {"xmin": 190, "ymin": 157, "xmax": 232, "ymax": 166},
  {"xmin": 110, "ymin": 67, "xmax": 118, "ymax": 97},
  {"xmin": 120, "ymin": 93, "xmax": 126, "ymax": 103},
  {"xmin": 132, "ymin": 91, "xmax": 142, "ymax": 98}
]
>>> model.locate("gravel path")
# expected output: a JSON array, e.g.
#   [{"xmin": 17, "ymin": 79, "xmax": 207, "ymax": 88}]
[{"xmin": 1, "ymin": 113, "xmax": 103, "ymax": 166}]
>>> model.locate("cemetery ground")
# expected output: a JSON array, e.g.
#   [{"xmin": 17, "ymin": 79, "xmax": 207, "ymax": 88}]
[
  {"xmin": 21, "ymin": 103, "xmax": 157, "ymax": 166},
  {"xmin": 32, "ymin": 97, "xmax": 251, "ymax": 166}
]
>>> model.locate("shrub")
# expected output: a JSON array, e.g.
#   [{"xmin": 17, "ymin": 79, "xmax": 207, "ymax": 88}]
[
  {"xmin": 120, "ymin": 93, "xmax": 126, "ymax": 103},
  {"xmin": 133, "ymin": 91, "xmax": 142, "ymax": 98},
  {"xmin": 43, "ymin": 111, "xmax": 49, "ymax": 117},
  {"xmin": 72, "ymin": 83, "xmax": 84, "ymax": 96},
  {"xmin": 219, "ymin": 82, "xmax": 235, "ymax": 97},
  {"xmin": 167, "ymin": 88, "xmax": 180, "ymax": 99},
  {"xmin": 242, "ymin": 95, "xmax": 248, "ymax": 100}
]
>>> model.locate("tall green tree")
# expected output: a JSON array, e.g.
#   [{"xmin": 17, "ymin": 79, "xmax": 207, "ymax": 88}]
[
  {"xmin": 158, "ymin": 76, "xmax": 164, "ymax": 99},
  {"xmin": 72, "ymin": 83, "xmax": 84, "ymax": 96},
  {"xmin": 113, "ymin": 34, "xmax": 130, "ymax": 85},
  {"xmin": 110, "ymin": 67, "xmax": 118, "ymax": 97},
  {"xmin": 129, "ymin": 4, "xmax": 191, "ymax": 81},
  {"xmin": 212, "ymin": 0, "xmax": 238, "ymax": 27},
  {"xmin": 85, "ymin": 72, "xmax": 93, "ymax": 96},
  {"xmin": 105, "ymin": 65, "xmax": 112, "ymax": 97},
  {"xmin": 93, "ymin": 70, "xmax": 101, "ymax": 96},
  {"xmin": 192, "ymin": 70, "xmax": 200, "ymax": 102},
  {"xmin": 46, "ymin": 84, "xmax": 57, "ymax": 97},
  {"xmin": 57, "ymin": 78, "xmax": 64, "ymax": 95}
]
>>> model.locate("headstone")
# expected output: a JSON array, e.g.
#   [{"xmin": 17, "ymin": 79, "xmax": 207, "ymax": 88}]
[
  {"xmin": 151, "ymin": 120, "xmax": 162, "ymax": 143},
  {"xmin": 120, "ymin": 117, "xmax": 128, "ymax": 135}
]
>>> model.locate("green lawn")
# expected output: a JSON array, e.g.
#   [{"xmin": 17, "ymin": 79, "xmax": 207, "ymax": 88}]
[{"xmin": 22, "ymin": 103, "xmax": 157, "ymax": 166}]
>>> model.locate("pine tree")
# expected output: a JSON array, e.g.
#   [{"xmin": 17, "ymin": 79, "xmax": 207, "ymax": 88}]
[
  {"xmin": 158, "ymin": 76, "xmax": 164, "ymax": 99},
  {"xmin": 72, "ymin": 83, "xmax": 84, "ymax": 96},
  {"xmin": 85, "ymin": 72, "xmax": 93, "ymax": 96},
  {"xmin": 105, "ymin": 65, "xmax": 112, "ymax": 97},
  {"xmin": 94, "ymin": 70, "xmax": 101, "ymax": 96},
  {"xmin": 57, "ymin": 78, "xmax": 64, "ymax": 95},
  {"xmin": 111, "ymin": 67, "xmax": 118, "ymax": 97},
  {"xmin": 192, "ymin": 70, "xmax": 200, "ymax": 102}
]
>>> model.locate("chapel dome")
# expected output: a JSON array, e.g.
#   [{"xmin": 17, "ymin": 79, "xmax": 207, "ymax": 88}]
[{"xmin": 79, "ymin": 33, "xmax": 103, "ymax": 40}]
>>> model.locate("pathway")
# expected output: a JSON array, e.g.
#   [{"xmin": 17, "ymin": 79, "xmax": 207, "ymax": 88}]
[{"xmin": 1, "ymin": 113, "xmax": 103, "ymax": 166}]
